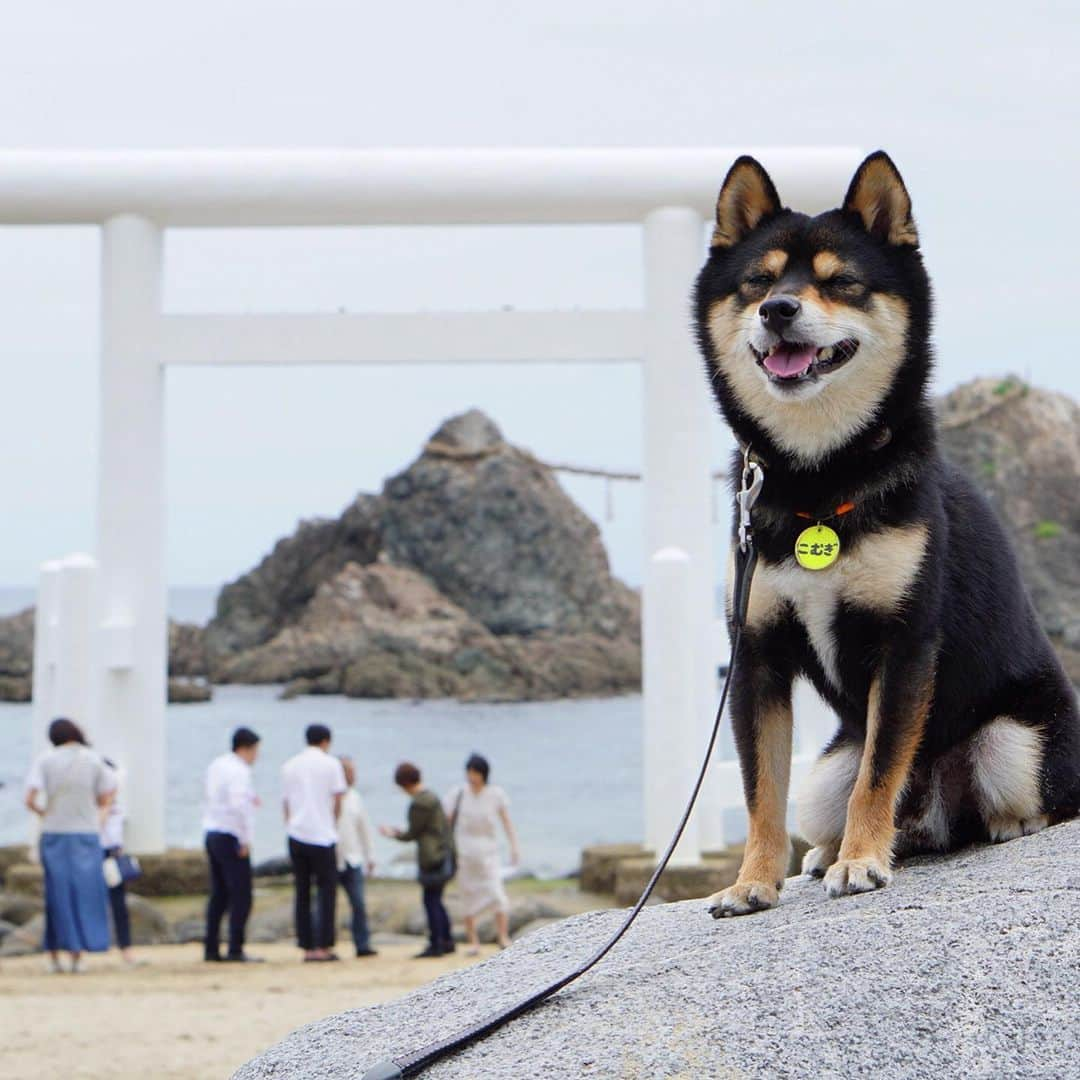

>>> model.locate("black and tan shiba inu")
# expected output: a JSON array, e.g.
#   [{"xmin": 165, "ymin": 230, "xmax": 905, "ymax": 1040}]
[{"xmin": 695, "ymin": 151, "xmax": 1080, "ymax": 916}]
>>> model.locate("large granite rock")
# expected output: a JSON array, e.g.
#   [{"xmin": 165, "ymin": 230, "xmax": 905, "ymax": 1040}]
[
  {"xmin": 236, "ymin": 820, "xmax": 1080, "ymax": 1080},
  {"xmin": 938, "ymin": 376, "xmax": 1080, "ymax": 680},
  {"xmin": 205, "ymin": 494, "xmax": 383, "ymax": 667},
  {"xmin": 382, "ymin": 411, "xmax": 639, "ymax": 639}
]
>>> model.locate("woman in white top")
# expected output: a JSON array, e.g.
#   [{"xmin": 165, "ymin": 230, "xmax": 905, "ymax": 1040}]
[
  {"xmin": 24, "ymin": 718, "xmax": 116, "ymax": 973},
  {"xmin": 445, "ymin": 753, "xmax": 520, "ymax": 954}
]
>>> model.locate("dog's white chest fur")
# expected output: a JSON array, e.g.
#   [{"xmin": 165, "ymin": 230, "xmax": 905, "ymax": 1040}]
[{"xmin": 740, "ymin": 524, "xmax": 930, "ymax": 687}]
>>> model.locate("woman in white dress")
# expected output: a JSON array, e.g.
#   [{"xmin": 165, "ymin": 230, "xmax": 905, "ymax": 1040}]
[{"xmin": 446, "ymin": 754, "xmax": 520, "ymax": 954}]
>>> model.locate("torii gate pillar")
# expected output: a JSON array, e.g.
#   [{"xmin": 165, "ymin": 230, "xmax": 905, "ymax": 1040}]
[{"xmin": 97, "ymin": 214, "xmax": 167, "ymax": 853}]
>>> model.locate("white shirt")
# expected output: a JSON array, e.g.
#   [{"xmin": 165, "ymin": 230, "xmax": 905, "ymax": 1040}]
[
  {"xmin": 282, "ymin": 747, "xmax": 347, "ymax": 847},
  {"xmin": 202, "ymin": 752, "xmax": 258, "ymax": 847},
  {"xmin": 100, "ymin": 763, "xmax": 125, "ymax": 849},
  {"xmin": 336, "ymin": 788, "xmax": 375, "ymax": 871}
]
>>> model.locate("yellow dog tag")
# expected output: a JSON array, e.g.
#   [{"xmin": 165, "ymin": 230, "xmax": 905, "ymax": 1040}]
[{"xmin": 795, "ymin": 524, "xmax": 841, "ymax": 570}]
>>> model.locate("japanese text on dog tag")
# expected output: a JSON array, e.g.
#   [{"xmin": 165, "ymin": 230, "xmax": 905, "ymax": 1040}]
[{"xmin": 795, "ymin": 524, "xmax": 841, "ymax": 570}]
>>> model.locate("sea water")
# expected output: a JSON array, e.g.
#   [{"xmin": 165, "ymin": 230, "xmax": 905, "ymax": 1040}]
[
  {"xmin": 0, "ymin": 686, "xmax": 644, "ymax": 879},
  {"xmin": 1, "ymin": 585, "xmax": 648, "ymax": 875},
  {"xmin": 0, "ymin": 585, "xmax": 756, "ymax": 876}
]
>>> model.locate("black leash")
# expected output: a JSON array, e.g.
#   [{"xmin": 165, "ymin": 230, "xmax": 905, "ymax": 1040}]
[{"xmin": 360, "ymin": 457, "xmax": 764, "ymax": 1080}]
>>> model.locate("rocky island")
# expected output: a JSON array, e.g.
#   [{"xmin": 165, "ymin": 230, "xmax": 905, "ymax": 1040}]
[{"xmin": 204, "ymin": 409, "xmax": 641, "ymax": 701}]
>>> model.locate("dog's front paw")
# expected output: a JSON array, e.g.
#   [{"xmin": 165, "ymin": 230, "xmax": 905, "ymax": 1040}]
[
  {"xmin": 823, "ymin": 856, "xmax": 892, "ymax": 898},
  {"xmin": 802, "ymin": 844, "xmax": 839, "ymax": 879},
  {"xmin": 706, "ymin": 881, "xmax": 780, "ymax": 918}
]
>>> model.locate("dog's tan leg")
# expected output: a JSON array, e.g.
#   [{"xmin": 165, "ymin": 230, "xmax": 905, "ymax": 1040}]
[
  {"xmin": 708, "ymin": 695, "xmax": 793, "ymax": 917},
  {"xmin": 824, "ymin": 667, "xmax": 933, "ymax": 898}
]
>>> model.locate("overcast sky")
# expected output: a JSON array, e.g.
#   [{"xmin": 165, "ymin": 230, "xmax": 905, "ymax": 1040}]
[{"xmin": 1, "ymin": 0, "xmax": 1077, "ymax": 590}]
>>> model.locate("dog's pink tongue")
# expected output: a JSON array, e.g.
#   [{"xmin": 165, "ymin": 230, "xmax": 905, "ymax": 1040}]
[{"xmin": 764, "ymin": 344, "xmax": 815, "ymax": 377}]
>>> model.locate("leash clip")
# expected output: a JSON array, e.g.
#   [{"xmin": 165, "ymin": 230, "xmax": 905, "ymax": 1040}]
[{"xmin": 737, "ymin": 447, "xmax": 764, "ymax": 553}]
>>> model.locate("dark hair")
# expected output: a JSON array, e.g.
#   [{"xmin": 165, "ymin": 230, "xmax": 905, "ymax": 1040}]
[
  {"xmin": 306, "ymin": 724, "xmax": 332, "ymax": 747},
  {"xmin": 232, "ymin": 727, "xmax": 260, "ymax": 751},
  {"xmin": 48, "ymin": 718, "xmax": 87, "ymax": 747},
  {"xmin": 465, "ymin": 753, "xmax": 490, "ymax": 782},
  {"xmin": 394, "ymin": 761, "xmax": 421, "ymax": 788}
]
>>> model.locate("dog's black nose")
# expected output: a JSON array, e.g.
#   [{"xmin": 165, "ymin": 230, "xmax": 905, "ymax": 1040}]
[{"xmin": 759, "ymin": 295, "xmax": 801, "ymax": 329}]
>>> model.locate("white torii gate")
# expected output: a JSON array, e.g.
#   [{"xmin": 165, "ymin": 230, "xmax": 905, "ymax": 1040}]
[{"xmin": 1, "ymin": 148, "xmax": 859, "ymax": 855}]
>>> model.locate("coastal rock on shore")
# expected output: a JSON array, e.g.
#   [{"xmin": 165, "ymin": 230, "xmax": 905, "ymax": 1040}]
[
  {"xmin": 0, "ymin": 610, "xmax": 212, "ymax": 703},
  {"xmin": 235, "ymin": 820, "xmax": 1080, "ymax": 1080},
  {"xmin": 938, "ymin": 376, "xmax": 1080, "ymax": 680},
  {"xmin": 0, "ymin": 608, "xmax": 33, "ymax": 702}
]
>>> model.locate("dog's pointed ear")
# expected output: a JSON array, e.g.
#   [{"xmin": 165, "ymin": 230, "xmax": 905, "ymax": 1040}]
[
  {"xmin": 712, "ymin": 156, "xmax": 782, "ymax": 249},
  {"xmin": 843, "ymin": 151, "xmax": 919, "ymax": 247}
]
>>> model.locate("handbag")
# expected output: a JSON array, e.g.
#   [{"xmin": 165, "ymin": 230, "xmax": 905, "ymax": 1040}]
[
  {"xmin": 103, "ymin": 853, "xmax": 142, "ymax": 888},
  {"xmin": 418, "ymin": 848, "xmax": 456, "ymax": 889},
  {"xmin": 417, "ymin": 792, "xmax": 462, "ymax": 888}
]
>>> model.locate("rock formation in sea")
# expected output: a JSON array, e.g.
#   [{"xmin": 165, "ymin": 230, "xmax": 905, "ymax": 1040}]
[{"xmin": 206, "ymin": 410, "xmax": 642, "ymax": 701}]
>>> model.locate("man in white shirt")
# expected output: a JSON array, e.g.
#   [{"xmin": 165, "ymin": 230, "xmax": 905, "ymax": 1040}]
[
  {"xmin": 202, "ymin": 727, "xmax": 261, "ymax": 963},
  {"xmin": 337, "ymin": 756, "xmax": 377, "ymax": 958},
  {"xmin": 282, "ymin": 724, "xmax": 347, "ymax": 962}
]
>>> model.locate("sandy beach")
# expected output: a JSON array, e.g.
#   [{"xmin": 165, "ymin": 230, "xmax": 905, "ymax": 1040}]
[{"xmin": 0, "ymin": 939, "xmax": 494, "ymax": 1079}]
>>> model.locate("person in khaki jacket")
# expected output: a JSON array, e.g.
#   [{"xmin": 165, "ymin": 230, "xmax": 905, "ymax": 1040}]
[{"xmin": 379, "ymin": 762, "xmax": 455, "ymax": 958}]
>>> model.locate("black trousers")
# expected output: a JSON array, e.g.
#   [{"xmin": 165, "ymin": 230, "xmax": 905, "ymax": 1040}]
[
  {"xmin": 289, "ymin": 837, "xmax": 338, "ymax": 950},
  {"xmin": 103, "ymin": 847, "xmax": 131, "ymax": 950},
  {"xmin": 421, "ymin": 882, "xmax": 453, "ymax": 949},
  {"xmin": 205, "ymin": 831, "xmax": 253, "ymax": 958}
]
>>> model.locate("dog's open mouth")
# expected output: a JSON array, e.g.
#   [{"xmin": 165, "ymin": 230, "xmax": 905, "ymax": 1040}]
[{"xmin": 750, "ymin": 339, "xmax": 860, "ymax": 386}]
